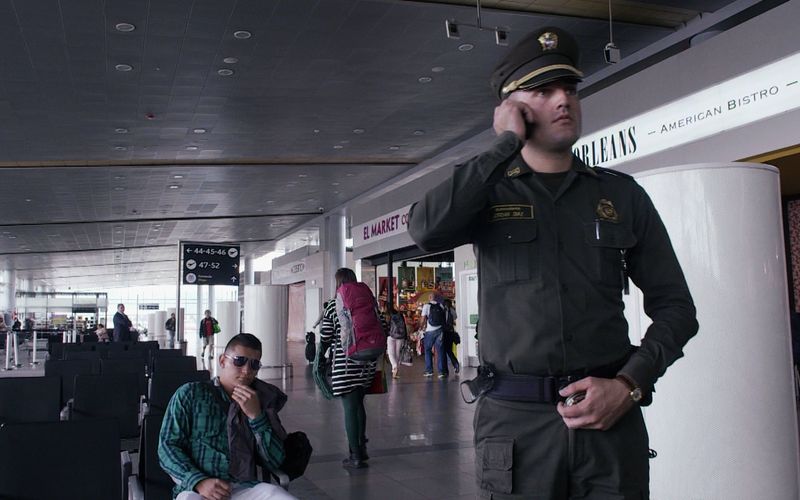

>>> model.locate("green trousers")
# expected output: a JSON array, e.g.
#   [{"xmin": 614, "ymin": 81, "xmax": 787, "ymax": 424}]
[
  {"xmin": 340, "ymin": 387, "xmax": 367, "ymax": 453},
  {"xmin": 474, "ymin": 396, "xmax": 649, "ymax": 499}
]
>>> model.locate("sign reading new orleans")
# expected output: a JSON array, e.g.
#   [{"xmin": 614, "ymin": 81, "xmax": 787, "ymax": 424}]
[
  {"xmin": 573, "ymin": 51, "xmax": 800, "ymax": 168},
  {"xmin": 182, "ymin": 243, "xmax": 240, "ymax": 286}
]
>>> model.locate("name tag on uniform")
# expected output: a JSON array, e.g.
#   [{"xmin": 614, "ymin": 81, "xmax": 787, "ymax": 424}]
[{"xmin": 489, "ymin": 204, "xmax": 534, "ymax": 222}]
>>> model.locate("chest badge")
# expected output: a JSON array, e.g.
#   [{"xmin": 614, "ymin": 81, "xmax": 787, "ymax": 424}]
[
  {"xmin": 506, "ymin": 166, "xmax": 522, "ymax": 178},
  {"xmin": 596, "ymin": 199, "xmax": 619, "ymax": 222}
]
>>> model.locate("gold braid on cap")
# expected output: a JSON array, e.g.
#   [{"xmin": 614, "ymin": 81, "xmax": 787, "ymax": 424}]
[{"xmin": 501, "ymin": 64, "xmax": 583, "ymax": 95}]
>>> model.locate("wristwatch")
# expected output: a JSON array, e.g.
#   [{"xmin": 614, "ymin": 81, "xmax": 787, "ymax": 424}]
[{"xmin": 616, "ymin": 374, "xmax": 643, "ymax": 403}]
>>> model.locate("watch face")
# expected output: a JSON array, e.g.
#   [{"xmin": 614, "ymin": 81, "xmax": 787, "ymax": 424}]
[{"xmin": 631, "ymin": 387, "xmax": 643, "ymax": 402}]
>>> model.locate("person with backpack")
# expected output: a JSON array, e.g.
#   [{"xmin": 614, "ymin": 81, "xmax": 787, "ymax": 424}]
[
  {"xmin": 319, "ymin": 268, "xmax": 388, "ymax": 469},
  {"xmin": 420, "ymin": 293, "xmax": 448, "ymax": 379},
  {"xmin": 441, "ymin": 298, "xmax": 461, "ymax": 374}
]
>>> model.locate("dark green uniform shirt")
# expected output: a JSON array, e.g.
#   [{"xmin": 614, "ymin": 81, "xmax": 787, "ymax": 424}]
[{"xmin": 408, "ymin": 132, "xmax": 698, "ymax": 397}]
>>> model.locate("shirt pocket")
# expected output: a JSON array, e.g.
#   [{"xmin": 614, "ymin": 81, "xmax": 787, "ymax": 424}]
[
  {"xmin": 584, "ymin": 220, "xmax": 637, "ymax": 286},
  {"xmin": 480, "ymin": 220, "xmax": 539, "ymax": 284}
]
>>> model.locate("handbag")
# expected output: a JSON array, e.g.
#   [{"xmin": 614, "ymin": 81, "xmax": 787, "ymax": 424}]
[
  {"xmin": 212, "ymin": 322, "xmax": 221, "ymax": 334},
  {"xmin": 400, "ymin": 340, "xmax": 413, "ymax": 367},
  {"xmin": 365, "ymin": 357, "xmax": 387, "ymax": 395}
]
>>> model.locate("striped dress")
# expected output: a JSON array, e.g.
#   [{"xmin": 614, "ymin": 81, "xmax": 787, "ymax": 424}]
[{"xmin": 320, "ymin": 299, "xmax": 385, "ymax": 397}]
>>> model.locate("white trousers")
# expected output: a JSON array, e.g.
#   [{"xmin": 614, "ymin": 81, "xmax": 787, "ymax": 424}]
[
  {"xmin": 176, "ymin": 483, "xmax": 298, "ymax": 500},
  {"xmin": 386, "ymin": 337, "xmax": 403, "ymax": 371}
]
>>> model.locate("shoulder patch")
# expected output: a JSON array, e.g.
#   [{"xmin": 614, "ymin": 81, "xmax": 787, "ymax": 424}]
[{"xmin": 593, "ymin": 166, "xmax": 635, "ymax": 181}]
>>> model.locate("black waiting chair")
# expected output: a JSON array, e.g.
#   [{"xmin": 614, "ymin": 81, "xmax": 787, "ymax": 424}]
[
  {"xmin": 101, "ymin": 358, "xmax": 148, "ymax": 397},
  {"xmin": 151, "ymin": 356, "xmax": 198, "ymax": 373},
  {"xmin": 64, "ymin": 349, "xmax": 102, "ymax": 373},
  {"xmin": 129, "ymin": 414, "xmax": 173, "ymax": 500},
  {"xmin": 69, "ymin": 373, "xmax": 141, "ymax": 448},
  {"xmin": 108, "ymin": 349, "xmax": 147, "ymax": 360},
  {"xmin": 146, "ymin": 370, "xmax": 210, "ymax": 416},
  {"xmin": 0, "ymin": 419, "xmax": 126, "ymax": 500},
  {"xmin": 0, "ymin": 376, "xmax": 61, "ymax": 423},
  {"xmin": 44, "ymin": 358, "xmax": 95, "ymax": 407}
]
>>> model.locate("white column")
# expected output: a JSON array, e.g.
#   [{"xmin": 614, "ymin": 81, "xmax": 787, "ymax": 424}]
[
  {"xmin": 628, "ymin": 163, "xmax": 799, "ymax": 500},
  {"xmin": 244, "ymin": 285, "xmax": 290, "ymax": 380},
  {"xmin": 321, "ymin": 214, "xmax": 347, "ymax": 302},
  {"xmin": 214, "ymin": 300, "xmax": 239, "ymax": 363},
  {"xmin": 151, "ymin": 311, "xmax": 167, "ymax": 347},
  {"xmin": 244, "ymin": 255, "xmax": 256, "ymax": 285},
  {"xmin": 167, "ymin": 307, "xmax": 184, "ymax": 351}
]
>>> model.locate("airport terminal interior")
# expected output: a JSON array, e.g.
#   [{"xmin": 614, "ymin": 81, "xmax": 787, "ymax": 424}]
[{"xmin": 2, "ymin": 1, "xmax": 800, "ymax": 499}]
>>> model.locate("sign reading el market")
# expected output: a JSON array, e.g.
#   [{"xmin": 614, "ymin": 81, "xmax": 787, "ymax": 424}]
[
  {"xmin": 573, "ymin": 51, "xmax": 800, "ymax": 168},
  {"xmin": 182, "ymin": 243, "xmax": 240, "ymax": 286},
  {"xmin": 354, "ymin": 205, "xmax": 413, "ymax": 247}
]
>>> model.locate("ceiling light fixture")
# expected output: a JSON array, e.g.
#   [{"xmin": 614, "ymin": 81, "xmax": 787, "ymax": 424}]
[
  {"xmin": 431, "ymin": 66, "xmax": 445, "ymax": 73},
  {"xmin": 233, "ymin": 30, "xmax": 252, "ymax": 39},
  {"xmin": 353, "ymin": 128, "xmax": 364, "ymax": 134},
  {"xmin": 445, "ymin": 1, "xmax": 508, "ymax": 46},
  {"xmin": 193, "ymin": 128, "xmax": 207, "ymax": 134},
  {"xmin": 172, "ymin": 174, "xmax": 184, "ymax": 179},
  {"xmin": 413, "ymin": 130, "xmax": 425, "ymax": 136},
  {"xmin": 418, "ymin": 76, "xmax": 432, "ymax": 83},
  {"xmin": 24, "ymin": 198, "xmax": 31, "ymax": 202},
  {"xmin": 185, "ymin": 146, "xmax": 199, "ymax": 150},
  {"xmin": 115, "ymin": 64, "xmax": 133, "ymax": 72},
  {"xmin": 114, "ymin": 187, "xmax": 125, "ymax": 191},
  {"xmin": 115, "ymin": 127, "xmax": 129, "ymax": 134},
  {"xmin": 114, "ymin": 146, "xmax": 127, "ymax": 151},
  {"xmin": 388, "ymin": 145, "xmax": 400, "ymax": 150},
  {"xmin": 458, "ymin": 43, "xmax": 474, "ymax": 52},
  {"xmin": 333, "ymin": 145, "xmax": 343, "ymax": 149},
  {"xmin": 115, "ymin": 22, "xmax": 136, "ymax": 32},
  {"xmin": 217, "ymin": 68, "xmax": 234, "ymax": 76},
  {"xmin": 223, "ymin": 57, "xmax": 239, "ymax": 64},
  {"xmin": 168, "ymin": 184, "xmax": 180, "ymax": 189}
]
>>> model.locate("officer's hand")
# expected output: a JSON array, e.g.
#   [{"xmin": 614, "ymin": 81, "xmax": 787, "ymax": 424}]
[
  {"xmin": 493, "ymin": 99, "xmax": 534, "ymax": 141},
  {"xmin": 231, "ymin": 384, "xmax": 262, "ymax": 420},
  {"xmin": 194, "ymin": 478, "xmax": 232, "ymax": 500},
  {"xmin": 556, "ymin": 377, "xmax": 633, "ymax": 430}
]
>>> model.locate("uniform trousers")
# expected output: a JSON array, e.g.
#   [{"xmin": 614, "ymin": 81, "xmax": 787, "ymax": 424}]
[
  {"xmin": 176, "ymin": 482, "xmax": 298, "ymax": 500},
  {"xmin": 474, "ymin": 395, "xmax": 649, "ymax": 499}
]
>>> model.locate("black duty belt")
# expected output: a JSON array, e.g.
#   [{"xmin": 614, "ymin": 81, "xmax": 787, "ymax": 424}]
[{"xmin": 466, "ymin": 351, "xmax": 633, "ymax": 405}]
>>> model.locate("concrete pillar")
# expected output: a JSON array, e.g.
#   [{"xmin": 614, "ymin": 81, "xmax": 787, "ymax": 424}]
[
  {"xmin": 214, "ymin": 300, "xmax": 239, "ymax": 372},
  {"xmin": 151, "ymin": 311, "xmax": 167, "ymax": 347},
  {"xmin": 244, "ymin": 255, "xmax": 256, "ymax": 285},
  {"xmin": 322, "ymin": 214, "xmax": 347, "ymax": 302},
  {"xmin": 630, "ymin": 163, "xmax": 799, "ymax": 500},
  {"xmin": 244, "ymin": 285, "xmax": 290, "ymax": 380},
  {"xmin": 167, "ymin": 307, "xmax": 184, "ymax": 350}
]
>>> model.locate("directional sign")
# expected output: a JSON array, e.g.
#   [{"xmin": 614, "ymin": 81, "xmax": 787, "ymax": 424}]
[{"xmin": 182, "ymin": 243, "xmax": 241, "ymax": 286}]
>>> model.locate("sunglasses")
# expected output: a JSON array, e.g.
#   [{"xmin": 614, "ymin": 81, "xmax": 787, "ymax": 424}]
[{"xmin": 224, "ymin": 354, "xmax": 262, "ymax": 371}]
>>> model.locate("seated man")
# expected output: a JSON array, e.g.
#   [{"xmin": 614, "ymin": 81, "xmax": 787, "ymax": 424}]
[{"xmin": 159, "ymin": 333, "xmax": 298, "ymax": 500}]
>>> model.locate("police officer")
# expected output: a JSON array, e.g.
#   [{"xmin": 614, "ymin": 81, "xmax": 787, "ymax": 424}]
[{"xmin": 408, "ymin": 27, "xmax": 698, "ymax": 499}]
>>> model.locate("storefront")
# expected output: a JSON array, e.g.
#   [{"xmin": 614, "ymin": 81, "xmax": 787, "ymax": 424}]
[{"xmin": 270, "ymin": 246, "xmax": 324, "ymax": 343}]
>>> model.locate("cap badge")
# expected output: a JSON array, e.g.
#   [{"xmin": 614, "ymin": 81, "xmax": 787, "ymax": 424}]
[
  {"xmin": 538, "ymin": 32, "xmax": 558, "ymax": 51},
  {"xmin": 596, "ymin": 199, "xmax": 619, "ymax": 222}
]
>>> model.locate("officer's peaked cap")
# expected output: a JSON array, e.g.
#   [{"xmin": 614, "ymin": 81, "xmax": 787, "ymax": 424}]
[{"xmin": 490, "ymin": 26, "xmax": 583, "ymax": 99}]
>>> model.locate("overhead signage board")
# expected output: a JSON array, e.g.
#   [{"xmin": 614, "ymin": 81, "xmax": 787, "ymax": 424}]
[
  {"xmin": 353, "ymin": 204, "xmax": 413, "ymax": 248},
  {"xmin": 573, "ymin": 51, "xmax": 800, "ymax": 168},
  {"xmin": 181, "ymin": 243, "xmax": 241, "ymax": 286}
]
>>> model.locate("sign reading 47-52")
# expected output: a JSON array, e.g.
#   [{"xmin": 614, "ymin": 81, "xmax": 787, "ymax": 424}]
[{"xmin": 181, "ymin": 243, "xmax": 240, "ymax": 286}]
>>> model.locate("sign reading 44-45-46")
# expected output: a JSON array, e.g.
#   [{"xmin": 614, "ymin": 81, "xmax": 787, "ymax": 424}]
[{"xmin": 182, "ymin": 243, "xmax": 240, "ymax": 286}]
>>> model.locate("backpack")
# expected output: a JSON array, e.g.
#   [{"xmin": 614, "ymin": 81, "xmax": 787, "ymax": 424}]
[
  {"xmin": 388, "ymin": 313, "xmax": 407, "ymax": 340},
  {"xmin": 304, "ymin": 332, "xmax": 316, "ymax": 363},
  {"xmin": 335, "ymin": 282, "xmax": 386, "ymax": 361},
  {"xmin": 427, "ymin": 302, "xmax": 445, "ymax": 327}
]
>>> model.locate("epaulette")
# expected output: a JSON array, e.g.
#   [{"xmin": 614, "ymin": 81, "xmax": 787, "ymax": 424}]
[{"xmin": 593, "ymin": 166, "xmax": 635, "ymax": 181}]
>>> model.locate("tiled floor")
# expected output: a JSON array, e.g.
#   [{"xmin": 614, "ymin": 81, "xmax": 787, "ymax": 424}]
[{"xmin": 1, "ymin": 340, "xmax": 480, "ymax": 500}]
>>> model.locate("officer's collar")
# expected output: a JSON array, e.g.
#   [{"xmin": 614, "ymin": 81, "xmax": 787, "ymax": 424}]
[{"xmin": 504, "ymin": 153, "xmax": 597, "ymax": 178}]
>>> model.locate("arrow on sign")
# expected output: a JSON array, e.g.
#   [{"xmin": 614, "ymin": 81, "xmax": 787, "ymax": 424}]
[{"xmin": 230, "ymin": 276, "xmax": 238, "ymax": 283}]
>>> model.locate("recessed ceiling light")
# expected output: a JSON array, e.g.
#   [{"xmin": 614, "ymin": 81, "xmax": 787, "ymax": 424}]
[
  {"xmin": 331, "ymin": 182, "xmax": 340, "ymax": 186},
  {"xmin": 8, "ymin": 235, "xmax": 16, "ymax": 239},
  {"xmin": 432, "ymin": 66, "xmax": 445, "ymax": 73},
  {"xmin": 413, "ymin": 130, "xmax": 425, "ymax": 136},
  {"xmin": 223, "ymin": 57, "xmax": 239, "ymax": 64},
  {"xmin": 346, "ymin": 173, "xmax": 355, "ymax": 177},
  {"xmin": 185, "ymin": 146, "xmax": 199, "ymax": 150},
  {"xmin": 114, "ymin": 146, "xmax": 127, "ymax": 151},
  {"xmin": 388, "ymin": 145, "xmax": 400, "ymax": 150},
  {"xmin": 313, "ymin": 129, "xmax": 320, "ymax": 133},
  {"xmin": 115, "ymin": 23, "xmax": 136, "ymax": 32},
  {"xmin": 233, "ymin": 30, "xmax": 252, "ymax": 39},
  {"xmin": 172, "ymin": 174, "xmax": 184, "ymax": 179},
  {"xmin": 353, "ymin": 128, "xmax": 364, "ymax": 134},
  {"xmin": 298, "ymin": 174, "xmax": 307, "ymax": 178},
  {"xmin": 115, "ymin": 64, "xmax": 133, "ymax": 72},
  {"xmin": 152, "ymin": 228, "xmax": 159, "ymax": 232},
  {"xmin": 193, "ymin": 128, "xmax": 207, "ymax": 134},
  {"xmin": 266, "ymin": 200, "xmax": 275, "ymax": 204},
  {"xmin": 114, "ymin": 187, "xmax": 125, "ymax": 191},
  {"xmin": 168, "ymin": 184, "xmax": 180, "ymax": 189},
  {"xmin": 114, "ymin": 175, "xmax": 125, "ymax": 180},
  {"xmin": 458, "ymin": 43, "xmax": 474, "ymax": 52},
  {"xmin": 115, "ymin": 127, "xmax": 129, "ymax": 134},
  {"xmin": 333, "ymin": 145, "xmax": 343, "ymax": 149},
  {"xmin": 24, "ymin": 198, "xmax": 31, "ymax": 202},
  {"xmin": 217, "ymin": 68, "xmax": 234, "ymax": 76},
  {"xmin": 418, "ymin": 76, "xmax": 432, "ymax": 83}
]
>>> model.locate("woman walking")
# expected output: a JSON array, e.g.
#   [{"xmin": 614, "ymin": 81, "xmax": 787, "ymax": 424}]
[{"xmin": 320, "ymin": 268, "xmax": 386, "ymax": 469}]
